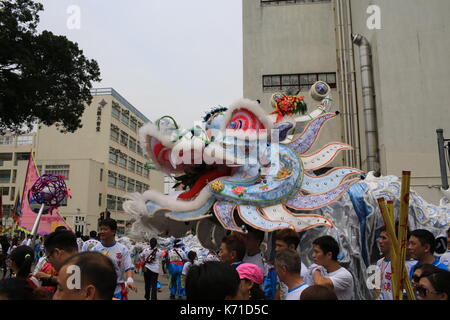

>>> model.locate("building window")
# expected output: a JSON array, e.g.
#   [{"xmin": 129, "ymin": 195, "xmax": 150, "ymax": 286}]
[
  {"xmin": 110, "ymin": 125, "xmax": 119, "ymax": 142},
  {"xmin": 108, "ymin": 171, "xmax": 117, "ymax": 187},
  {"xmin": 136, "ymin": 162, "xmax": 143, "ymax": 175},
  {"xmin": 137, "ymin": 144, "xmax": 143, "ymax": 156},
  {"xmin": 98, "ymin": 193, "xmax": 102, "ymax": 207},
  {"xmin": 143, "ymin": 167, "xmax": 149, "ymax": 178},
  {"xmin": 112, "ymin": 101, "xmax": 121, "ymax": 119},
  {"xmin": 127, "ymin": 178, "xmax": 135, "ymax": 192},
  {"xmin": 10, "ymin": 186, "xmax": 16, "ymax": 201},
  {"xmin": 135, "ymin": 182, "xmax": 142, "ymax": 193},
  {"xmin": 109, "ymin": 148, "xmax": 118, "ymax": 164},
  {"xmin": 262, "ymin": 72, "xmax": 337, "ymax": 93},
  {"xmin": 16, "ymin": 136, "xmax": 33, "ymax": 145},
  {"xmin": 0, "ymin": 136, "xmax": 13, "ymax": 145},
  {"xmin": 11, "ymin": 170, "xmax": 17, "ymax": 183},
  {"xmin": 118, "ymin": 175, "xmax": 126, "ymax": 190},
  {"xmin": 130, "ymin": 118, "xmax": 137, "ymax": 132},
  {"xmin": 120, "ymin": 110, "xmax": 130, "ymax": 126},
  {"xmin": 143, "ymin": 184, "xmax": 149, "ymax": 191},
  {"xmin": 0, "ymin": 153, "xmax": 13, "ymax": 166},
  {"xmin": 120, "ymin": 131, "xmax": 128, "ymax": 147},
  {"xmin": 129, "ymin": 137, "xmax": 137, "ymax": 153},
  {"xmin": 116, "ymin": 197, "xmax": 124, "ymax": 211},
  {"xmin": 0, "ymin": 187, "xmax": 9, "ymax": 196},
  {"xmin": 118, "ymin": 154, "xmax": 127, "ymax": 169},
  {"xmin": 128, "ymin": 158, "xmax": 136, "ymax": 173},
  {"xmin": 14, "ymin": 152, "xmax": 29, "ymax": 165},
  {"xmin": 45, "ymin": 164, "xmax": 70, "ymax": 180},
  {"xmin": 100, "ymin": 168, "xmax": 103, "ymax": 182},
  {"xmin": 0, "ymin": 170, "xmax": 11, "ymax": 183},
  {"xmin": 106, "ymin": 194, "xmax": 117, "ymax": 210}
]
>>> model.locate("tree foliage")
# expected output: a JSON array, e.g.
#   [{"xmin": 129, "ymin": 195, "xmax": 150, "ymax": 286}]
[{"xmin": 0, "ymin": 0, "xmax": 101, "ymax": 134}]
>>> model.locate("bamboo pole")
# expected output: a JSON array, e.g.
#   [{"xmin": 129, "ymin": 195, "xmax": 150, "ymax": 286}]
[
  {"xmin": 398, "ymin": 171, "xmax": 415, "ymax": 300},
  {"xmin": 378, "ymin": 198, "xmax": 400, "ymax": 299},
  {"xmin": 387, "ymin": 200, "xmax": 400, "ymax": 300},
  {"xmin": 377, "ymin": 182, "xmax": 416, "ymax": 300}
]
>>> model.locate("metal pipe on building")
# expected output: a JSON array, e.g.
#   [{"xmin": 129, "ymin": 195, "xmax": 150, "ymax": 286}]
[
  {"xmin": 345, "ymin": 0, "xmax": 361, "ymax": 169},
  {"xmin": 335, "ymin": 0, "xmax": 351, "ymax": 166},
  {"xmin": 436, "ymin": 129, "xmax": 449, "ymax": 190},
  {"xmin": 352, "ymin": 34, "xmax": 380, "ymax": 173}
]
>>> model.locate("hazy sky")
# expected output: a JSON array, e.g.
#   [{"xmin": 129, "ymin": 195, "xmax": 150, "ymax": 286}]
[{"xmin": 37, "ymin": 0, "xmax": 243, "ymax": 128}]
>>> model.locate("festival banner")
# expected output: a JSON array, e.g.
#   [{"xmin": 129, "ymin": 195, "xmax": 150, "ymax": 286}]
[{"xmin": 18, "ymin": 152, "xmax": 72, "ymax": 235}]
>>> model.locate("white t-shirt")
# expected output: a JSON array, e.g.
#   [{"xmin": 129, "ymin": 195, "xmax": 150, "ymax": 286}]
[
  {"xmin": 81, "ymin": 239, "xmax": 101, "ymax": 252},
  {"xmin": 440, "ymin": 251, "xmax": 450, "ymax": 269},
  {"xmin": 21, "ymin": 239, "xmax": 28, "ymax": 246},
  {"xmin": 376, "ymin": 258, "xmax": 416, "ymax": 300},
  {"xmin": 327, "ymin": 267, "xmax": 354, "ymax": 300},
  {"xmin": 280, "ymin": 262, "xmax": 308, "ymax": 300},
  {"xmin": 182, "ymin": 260, "xmax": 199, "ymax": 276},
  {"xmin": 284, "ymin": 282, "xmax": 309, "ymax": 300},
  {"xmin": 140, "ymin": 247, "xmax": 163, "ymax": 274},
  {"xmin": 93, "ymin": 242, "xmax": 134, "ymax": 295},
  {"xmin": 243, "ymin": 252, "xmax": 267, "ymax": 276},
  {"xmin": 169, "ymin": 248, "xmax": 187, "ymax": 263},
  {"xmin": 76, "ymin": 238, "xmax": 84, "ymax": 252}
]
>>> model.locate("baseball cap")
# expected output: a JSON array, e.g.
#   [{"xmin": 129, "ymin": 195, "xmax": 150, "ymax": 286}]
[{"xmin": 236, "ymin": 263, "xmax": 264, "ymax": 285}]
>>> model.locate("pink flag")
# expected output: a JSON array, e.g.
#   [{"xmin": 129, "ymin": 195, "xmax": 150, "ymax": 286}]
[{"xmin": 18, "ymin": 153, "xmax": 72, "ymax": 235}]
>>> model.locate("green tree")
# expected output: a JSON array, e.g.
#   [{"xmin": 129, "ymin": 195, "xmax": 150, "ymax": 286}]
[{"xmin": 0, "ymin": 0, "xmax": 101, "ymax": 134}]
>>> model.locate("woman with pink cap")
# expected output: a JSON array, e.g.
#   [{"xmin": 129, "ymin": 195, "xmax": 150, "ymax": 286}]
[{"xmin": 236, "ymin": 263, "xmax": 265, "ymax": 300}]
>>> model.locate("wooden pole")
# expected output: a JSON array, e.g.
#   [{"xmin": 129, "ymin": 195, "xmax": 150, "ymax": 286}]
[
  {"xmin": 378, "ymin": 198, "xmax": 401, "ymax": 299},
  {"xmin": 398, "ymin": 171, "xmax": 415, "ymax": 300}
]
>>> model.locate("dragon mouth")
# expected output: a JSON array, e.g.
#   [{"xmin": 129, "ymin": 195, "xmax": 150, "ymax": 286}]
[{"xmin": 176, "ymin": 165, "xmax": 233, "ymax": 200}]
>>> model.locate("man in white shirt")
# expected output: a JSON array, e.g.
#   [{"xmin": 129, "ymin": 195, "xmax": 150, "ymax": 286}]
[
  {"xmin": 374, "ymin": 224, "xmax": 416, "ymax": 300},
  {"xmin": 92, "ymin": 219, "xmax": 137, "ymax": 300},
  {"xmin": 167, "ymin": 239, "xmax": 187, "ymax": 299},
  {"xmin": 308, "ymin": 235, "xmax": 354, "ymax": 300},
  {"xmin": 266, "ymin": 228, "xmax": 308, "ymax": 300},
  {"xmin": 81, "ymin": 231, "xmax": 101, "ymax": 252},
  {"xmin": 275, "ymin": 249, "xmax": 309, "ymax": 300},
  {"xmin": 139, "ymin": 238, "xmax": 163, "ymax": 300}
]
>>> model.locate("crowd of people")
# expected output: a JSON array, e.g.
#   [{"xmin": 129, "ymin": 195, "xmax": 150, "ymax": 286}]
[{"xmin": 0, "ymin": 219, "xmax": 449, "ymax": 301}]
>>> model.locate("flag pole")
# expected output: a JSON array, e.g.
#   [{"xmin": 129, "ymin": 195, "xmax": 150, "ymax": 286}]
[{"xmin": 26, "ymin": 203, "xmax": 45, "ymax": 248}]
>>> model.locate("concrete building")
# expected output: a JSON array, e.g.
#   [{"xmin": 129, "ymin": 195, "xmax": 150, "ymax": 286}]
[
  {"xmin": 0, "ymin": 88, "xmax": 165, "ymax": 236},
  {"xmin": 0, "ymin": 134, "xmax": 36, "ymax": 231},
  {"xmin": 243, "ymin": 0, "xmax": 450, "ymax": 204}
]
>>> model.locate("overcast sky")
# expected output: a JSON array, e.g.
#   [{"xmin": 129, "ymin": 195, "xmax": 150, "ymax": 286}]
[{"xmin": 37, "ymin": 0, "xmax": 243, "ymax": 128}]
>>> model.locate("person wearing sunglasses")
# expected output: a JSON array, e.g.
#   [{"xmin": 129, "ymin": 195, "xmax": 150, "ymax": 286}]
[
  {"xmin": 415, "ymin": 266, "xmax": 450, "ymax": 300},
  {"xmin": 411, "ymin": 263, "xmax": 438, "ymax": 288}
]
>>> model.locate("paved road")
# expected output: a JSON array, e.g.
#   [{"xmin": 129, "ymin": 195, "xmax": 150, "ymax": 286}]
[{"xmin": 128, "ymin": 270, "xmax": 186, "ymax": 301}]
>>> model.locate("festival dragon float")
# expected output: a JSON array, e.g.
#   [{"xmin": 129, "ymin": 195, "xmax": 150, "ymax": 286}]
[
  {"xmin": 124, "ymin": 81, "xmax": 450, "ymax": 299},
  {"xmin": 124, "ymin": 81, "xmax": 364, "ymax": 244}
]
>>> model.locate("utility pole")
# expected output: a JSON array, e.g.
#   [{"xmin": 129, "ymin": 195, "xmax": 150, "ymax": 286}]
[{"xmin": 436, "ymin": 129, "xmax": 449, "ymax": 190}]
